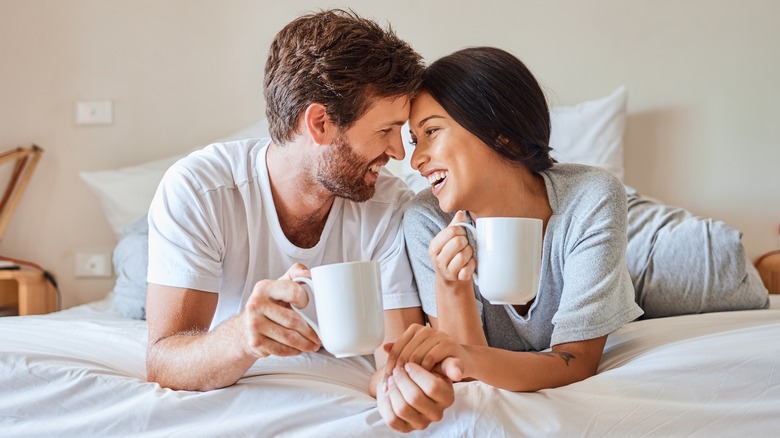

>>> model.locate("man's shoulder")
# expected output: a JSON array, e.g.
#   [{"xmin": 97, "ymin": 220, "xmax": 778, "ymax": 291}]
[
  {"xmin": 167, "ymin": 138, "xmax": 269, "ymax": 192},
  {"xmin": 363, "ymin": 168, "xmax": 415, "ymax": 207}
]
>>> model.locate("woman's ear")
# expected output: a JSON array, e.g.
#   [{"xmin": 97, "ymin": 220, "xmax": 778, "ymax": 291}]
[
  {"xmin": 303, "ymin": 103, "xmax": 330, "ymax": 145},
  {"xmin": 495, "ymin": 134, "xmax": 511, "ymax": 148}
]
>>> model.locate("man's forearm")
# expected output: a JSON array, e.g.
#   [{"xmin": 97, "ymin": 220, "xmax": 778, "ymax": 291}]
[{"xmin": 146, "ymin": 315, "xmax": 258, "ymax": 391}]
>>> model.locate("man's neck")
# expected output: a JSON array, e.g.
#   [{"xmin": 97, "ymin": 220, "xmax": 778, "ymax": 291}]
[{"xmin": 266, "ymin": 141, "xmax": 335, "ymax": 248}]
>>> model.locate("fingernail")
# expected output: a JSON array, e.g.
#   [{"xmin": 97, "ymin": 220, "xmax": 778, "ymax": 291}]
[
  {"xmin": 393, "ymin": 367, "xmax": 400, "ymax": 377},
  {"xmin": 404, "ymin": 363, "xmax": 412, "ymax": 373},
  {"xmin": 387, "ymin": 376, "xmax": 395, "ymax": 388}
]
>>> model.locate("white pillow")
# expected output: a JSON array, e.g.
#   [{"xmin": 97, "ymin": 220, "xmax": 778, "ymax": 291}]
[
  {"xmin": 80, "ymin": 120, "xmax": 269, "ymax": 235},
  {"xmin": 392, "ymin": 86, "xmax": 628, "ymax": 192},
  {"xmin": 549, "ymin": 86, "xmax": 627, "ymax": 180}
]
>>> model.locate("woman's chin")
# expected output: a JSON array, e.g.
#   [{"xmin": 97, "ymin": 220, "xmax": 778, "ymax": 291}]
[{"xmin": 434, "ymin": 195, "xmax": 460, "ymax": 214}]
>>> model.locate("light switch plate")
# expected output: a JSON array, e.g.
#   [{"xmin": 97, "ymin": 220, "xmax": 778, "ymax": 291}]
[
  {"xmin": 74, "ymin": 251, "xmax": 113, "ymax": 277},
  {"xmin": 76, "ymin": 99, "xmax": 113, "ymax": 125}
]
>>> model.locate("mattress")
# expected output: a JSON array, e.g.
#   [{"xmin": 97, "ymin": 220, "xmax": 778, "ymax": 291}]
[{"xmin": 1, "ymin": 295, "xmax": 779, "ymax": 437}]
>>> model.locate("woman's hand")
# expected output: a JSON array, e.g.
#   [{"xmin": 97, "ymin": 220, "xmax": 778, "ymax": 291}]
[
  {"xmin": 429, "ymin": 210, "xmax": 476, "ymax": 283},
  {"xmin": 384, "ymin": 324, "xmax": 468, "ymax": 382}
]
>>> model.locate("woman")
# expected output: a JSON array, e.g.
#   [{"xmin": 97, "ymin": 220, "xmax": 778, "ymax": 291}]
[{"xmin": 382, "ymin": 46, "xmax": 644, "ymax": 418}]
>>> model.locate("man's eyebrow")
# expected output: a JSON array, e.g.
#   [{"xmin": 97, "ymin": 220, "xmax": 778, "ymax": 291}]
[{"xmin": 416, "ymin": 115, "xmax": 445, "ymax": 128}]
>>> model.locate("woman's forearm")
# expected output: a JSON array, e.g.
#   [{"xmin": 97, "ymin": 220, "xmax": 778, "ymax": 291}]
[
  {"xmin": 433, "ymin": 276, "xmax": 487, "ymax": 346},
  {"xmin": 460, "ymin": 337, "xmax": 607, "ymax": 392}
]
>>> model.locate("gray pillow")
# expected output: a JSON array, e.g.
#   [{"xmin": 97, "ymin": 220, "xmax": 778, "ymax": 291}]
[
  {"xmin": 625, "ymin": 186, "xmax": 769, "ymax": 318},
  {"xmin": 112, "ymin": 215, "xmax": 149, "ymax": 319}
]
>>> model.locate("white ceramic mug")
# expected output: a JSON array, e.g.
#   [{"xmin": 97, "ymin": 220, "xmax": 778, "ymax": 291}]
[
  {"xmin": 454, "ymin": 217, "xmax": 543, "ymax": 305},
  {"xmin": 292, "ymin": 261, "xmax": 384, "ymax": 358}
]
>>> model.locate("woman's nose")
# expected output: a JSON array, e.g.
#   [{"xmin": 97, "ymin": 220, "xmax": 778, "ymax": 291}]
[{"xmin": 410, "ymin": 145, "xmax": 427, "ymax": 172}]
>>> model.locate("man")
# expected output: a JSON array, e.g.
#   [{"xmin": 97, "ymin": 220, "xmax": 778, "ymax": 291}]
[{"xmin": 145, "ymin": 9, "xmax": 451, "ymax": 432}]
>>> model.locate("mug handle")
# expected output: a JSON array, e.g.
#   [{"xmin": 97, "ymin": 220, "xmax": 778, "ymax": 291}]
[
  {"xmin": 290, "ymin": 277, "xmax": 322, "ymax": 339},
  {"xmin": 452, "ymin": 222, "xmax": 479, "ymax": 286}
]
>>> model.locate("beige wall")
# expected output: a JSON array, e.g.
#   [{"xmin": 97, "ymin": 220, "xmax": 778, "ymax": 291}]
[{"xmin": 1, "ymin": 0, "xmax": 778, "ymax": 307}]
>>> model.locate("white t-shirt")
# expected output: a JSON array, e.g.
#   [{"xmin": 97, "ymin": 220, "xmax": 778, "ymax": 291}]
[{"xmin": 147, "ymin": 138, "xmax": 420, "ymax": 329}]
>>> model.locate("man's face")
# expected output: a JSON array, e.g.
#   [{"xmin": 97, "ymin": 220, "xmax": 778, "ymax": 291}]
[{"xmin": 316, "ymin": 95, "xmax": 410, "ymax": 202}]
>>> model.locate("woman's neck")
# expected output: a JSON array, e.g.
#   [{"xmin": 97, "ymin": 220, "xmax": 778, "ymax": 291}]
[{"xmin": 469, "ymin": 165, "xmax": 552, "ymax": 222}]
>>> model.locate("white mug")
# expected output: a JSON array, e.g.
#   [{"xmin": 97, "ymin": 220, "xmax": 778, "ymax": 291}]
[
  {"xmin": 455, "ymin": 217, "xmax": 543, "ymax": 305},
  {"xmin": 292, "ymin": 261, "xmax": 384, "ymax": 358}
]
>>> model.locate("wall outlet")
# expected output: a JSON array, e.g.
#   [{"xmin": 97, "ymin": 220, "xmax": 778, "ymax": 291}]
[
  {"xmin": 74, "ymin": 252, "xmax": 113, "ymax": 277},
  {"xmin": 75, "ymin": 99, "xmax": 113, "ymax": 125}
]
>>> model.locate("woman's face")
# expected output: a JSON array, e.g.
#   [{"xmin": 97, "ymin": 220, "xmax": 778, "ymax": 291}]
[{"xmin": 409, "ymin": 91, "xmax": 502, "ymax": 213}]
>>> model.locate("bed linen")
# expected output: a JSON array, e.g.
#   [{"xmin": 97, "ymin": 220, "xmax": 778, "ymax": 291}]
[{"xmin": 1, "ymin": 296, "xmax": 779, "ymax": 437}]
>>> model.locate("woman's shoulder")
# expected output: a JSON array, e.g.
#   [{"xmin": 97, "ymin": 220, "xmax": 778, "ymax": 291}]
[
  {"xmin": 544, "ymin": 163, "xmax": 626, "ymax": 205},
  {"xmin": 403, "ymin": 188, "xmax": 454, "ymax": 231}
]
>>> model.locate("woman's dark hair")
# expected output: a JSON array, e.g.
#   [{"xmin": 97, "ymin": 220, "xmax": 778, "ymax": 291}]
[{"xmin": 422, "ymin": 47, "xmax": 554, "ymax": 172}]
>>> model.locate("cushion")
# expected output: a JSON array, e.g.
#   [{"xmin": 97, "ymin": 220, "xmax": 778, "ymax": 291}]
[
  {"xmin": 80, "ymin": 119, "xmax": 270, "ymax": 235},
  {"xmin": 625, "ymin": 186, "xmax": 769, "ymax": 318},
  {"xmin": 549, "ymin": 86, "xmax": 627, "ymax": 180},
  {"xmin": 390, "ymin": 86, "xmax": 628, "ymax": 192},
  {"xmin": 112, "ymin": 215, "xmax": 149, "ymax": 319}
]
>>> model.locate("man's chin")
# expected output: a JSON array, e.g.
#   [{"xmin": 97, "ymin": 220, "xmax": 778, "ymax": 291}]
[{"xmin": 331, "ymin": 183, "xmax": 375, "ymax": 203}]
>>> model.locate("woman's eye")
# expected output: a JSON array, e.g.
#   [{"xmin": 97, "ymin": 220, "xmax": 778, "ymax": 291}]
[
  {"xmin": 425, "ymin": 128, "xmax": 439, "ymax": 137},
  {"xmin": 408, "ymin": 137, "xmax": 417, "ymax": 147}
]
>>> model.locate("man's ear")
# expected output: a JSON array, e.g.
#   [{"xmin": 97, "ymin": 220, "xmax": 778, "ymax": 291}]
[{"xmin": 303, "ymin": 103, "xmax": 331, "ymax": 145}]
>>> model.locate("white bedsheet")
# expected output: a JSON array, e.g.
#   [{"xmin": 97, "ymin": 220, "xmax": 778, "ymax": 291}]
[{"xmin": 1, "ymin": 296, "xmax": 779, "ymax": 437}]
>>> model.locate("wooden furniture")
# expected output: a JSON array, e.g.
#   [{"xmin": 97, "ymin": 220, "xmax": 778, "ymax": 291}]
[
  {"xmin": 756, "ymin": 250, "xmax": 780, "ymax": 294},
  {"xmin": 0, "ymin": 268, "xmax": 57, "ymax": 316},
  {"xmin": 0, "ymin": 145, "xmax": 43, "ymax": 241}
]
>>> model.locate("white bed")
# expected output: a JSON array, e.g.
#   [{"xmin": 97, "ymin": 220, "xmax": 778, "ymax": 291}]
[{"xmin": 1, "ymin": 294, "xmax": 778, "ymax": 437}]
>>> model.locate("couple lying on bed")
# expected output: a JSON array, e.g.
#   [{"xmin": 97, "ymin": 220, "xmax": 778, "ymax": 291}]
[{"xmin": 144, "ymin": 9, "xmax": 769, "ymax": 433}]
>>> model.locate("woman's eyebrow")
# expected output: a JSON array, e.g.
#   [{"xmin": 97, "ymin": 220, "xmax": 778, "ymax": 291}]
[{"xmin": 416, "ymin": 115, "xmax": 445, "ymax": 128}]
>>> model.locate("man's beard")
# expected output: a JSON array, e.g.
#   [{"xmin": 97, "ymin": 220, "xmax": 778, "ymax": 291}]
[{"xmin": 316, "ymin": 132, "xmax": 384, "ymax": 203}]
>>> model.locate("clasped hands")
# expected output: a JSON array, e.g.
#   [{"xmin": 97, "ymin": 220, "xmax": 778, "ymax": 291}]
[{"xmin": 377, "ymin": 324, "xmax": 471, "ymax": 433}]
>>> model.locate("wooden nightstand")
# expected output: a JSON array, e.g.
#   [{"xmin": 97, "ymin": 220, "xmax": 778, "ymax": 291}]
[
  {"xmin": 756, "ymin": 251, "xmax": 780, "ymax": 294},
  {"xmin": 0, "ymin": 268, "xmax": 57, "ymax": 316}
]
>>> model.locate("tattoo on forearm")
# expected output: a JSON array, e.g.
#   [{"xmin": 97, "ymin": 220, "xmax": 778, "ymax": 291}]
[{"xmin": 539, "ymin": 351, "xmax": 575, "ymax": 366}]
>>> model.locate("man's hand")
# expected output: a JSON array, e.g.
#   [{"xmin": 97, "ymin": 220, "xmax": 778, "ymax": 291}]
[
  {"xmin": 376, "ymin": 362, "xmax": 455, "ymax": 433},
  {"xmin": 242, "ymin": 263, "xmax": 321, "ymax": 358},
  {"xmin": 429, "ymin": 210, "xmax": 476, "ymax": 283}
]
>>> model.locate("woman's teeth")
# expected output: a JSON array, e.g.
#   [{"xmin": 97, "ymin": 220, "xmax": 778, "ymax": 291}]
[{"xmin": 426, "ymin": 170, "xmax": 448, "ymax": 189}]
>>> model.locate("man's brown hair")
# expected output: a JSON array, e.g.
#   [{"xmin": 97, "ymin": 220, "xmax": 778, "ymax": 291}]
[{"xmin": 264, "ymin": 9, "xmax": 424, "ymax": 144}]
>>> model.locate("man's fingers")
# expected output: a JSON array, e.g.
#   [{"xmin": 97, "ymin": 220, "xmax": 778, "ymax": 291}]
[
  {"xmin": 377, "ymin": 376, "xmax": 414, "ymax": 433},
  {"xmin": 281, "ymin": 263, "xmax": 310, "ymax": 281},
  {"xmin": 386, "ymin": 373, "xmax": 430, "ymax": 430},
  {"xmin": 262, "ymin": 316, "xmax": 320, "ymax": 353},
  {"xmin": 404, "ymin": 362, "xmax": 455, "ymax": 407},
  {"xmin": 247, "ymin": 334, "xmax": 305, "ymax": 357},
  {"xmin": 263, "ymin": 278, "xmax": 312, "ymax": 310},
  {"xmin": 392, "ymin": 365, "xmax": 448, "ymax": 425},
  {"xmin": 246, "ymin": 280, "xmax": 321, "ymax": 351}
]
